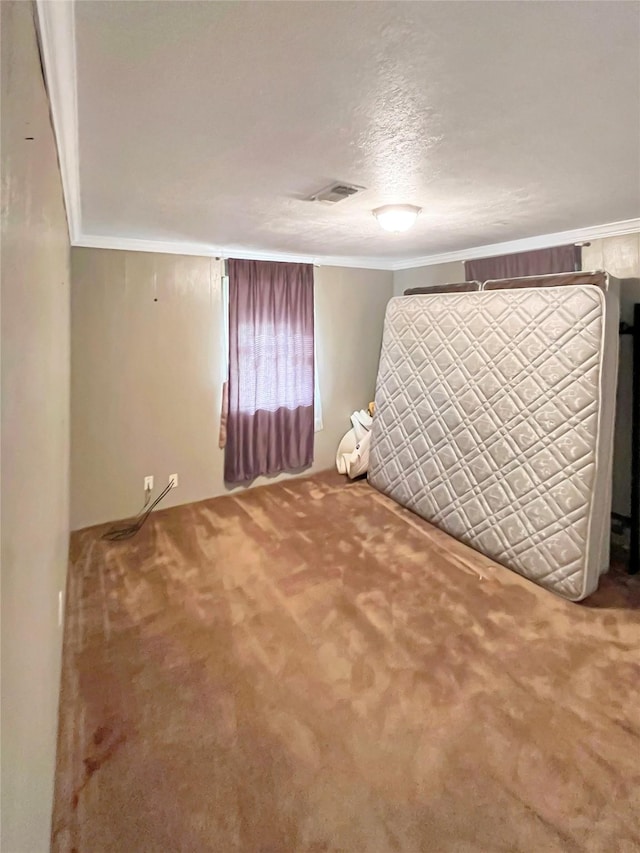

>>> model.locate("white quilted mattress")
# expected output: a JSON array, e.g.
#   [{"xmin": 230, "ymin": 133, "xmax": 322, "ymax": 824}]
[{"xmin": 368, "ymin": 283, "xmax": 619, "ymax": 601}]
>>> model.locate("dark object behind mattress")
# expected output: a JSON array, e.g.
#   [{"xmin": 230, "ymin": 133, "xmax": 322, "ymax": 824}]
[
  {"xmin": 404, "ymin": 281, "xmax": 481, "ymax": 296},
  {"xmin": 483, "ymin": 271, "xmax": 607, "ymax": 291}
]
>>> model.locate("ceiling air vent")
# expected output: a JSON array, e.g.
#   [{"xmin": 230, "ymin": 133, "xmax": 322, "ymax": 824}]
[{"xmin": 308, "ymin": 182, "xmax": 364, "ymax": 204}]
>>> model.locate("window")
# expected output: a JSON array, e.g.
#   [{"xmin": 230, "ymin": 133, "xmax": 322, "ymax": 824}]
[{"xmin": 222, "ymin": 259, "xmax": 316, "ymax": 483}]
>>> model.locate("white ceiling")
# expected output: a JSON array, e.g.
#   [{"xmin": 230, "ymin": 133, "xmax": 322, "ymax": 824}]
[{"xmin": 49, "ymin": 1, "xmax": 640, "ymax": 267}]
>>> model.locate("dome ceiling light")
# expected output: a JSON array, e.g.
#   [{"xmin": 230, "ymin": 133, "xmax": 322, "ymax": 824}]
[{"xmin": 372, "ymin": 204, "xmax": 422, "ymax": 233}]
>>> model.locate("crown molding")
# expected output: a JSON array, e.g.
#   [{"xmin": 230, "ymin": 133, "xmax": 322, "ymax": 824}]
[
  {"xmin": 392, "ymin": 218, "xmax": 640, "ymax": 270},
  {"xmin": 36, "ymin": 0, "xmax": 81, "ymax": 242},
  {"xmin": 75, "ymin": 219, "xmax": 640, "ymax": 272},
  {"xmin": 73, "ymin": 234, "xmax": 399, "ymax": 270}
]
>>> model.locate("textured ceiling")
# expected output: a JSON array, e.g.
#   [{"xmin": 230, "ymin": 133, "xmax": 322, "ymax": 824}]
[{"xmin": 75, "ymin": 1, "xmax": 640, "ymax": 264}]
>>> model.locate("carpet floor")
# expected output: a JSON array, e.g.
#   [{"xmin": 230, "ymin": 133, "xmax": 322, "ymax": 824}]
[{"xmin": 53, "ymin": 471, "xmax": 640, "ymax": 852}]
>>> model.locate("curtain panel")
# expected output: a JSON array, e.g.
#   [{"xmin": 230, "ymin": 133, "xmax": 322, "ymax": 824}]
[
  {"xmin": 224, "ymin": 259, "xmax": 315, "ymax": 483},
  {"xmin": 464, "ymin": 245, "xmax": 581, "ymax": 282}
]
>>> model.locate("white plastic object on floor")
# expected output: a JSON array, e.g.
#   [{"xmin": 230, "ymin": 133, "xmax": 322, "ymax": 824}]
[
  {"xmin": 345, "ymin": 430, "xmax": 371, "ymax": 479},
  {"xmin": 336, "ymin": 410, "xmax": 374, "ymax": 477},
  {"xmin": 350, "ymin": 409, "xmax": 372, "ymax": 441}
]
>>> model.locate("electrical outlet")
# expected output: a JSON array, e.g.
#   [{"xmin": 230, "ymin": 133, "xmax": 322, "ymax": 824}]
[
  {"xmin": 144, "ymin": 475, "xmax": 154, "ymax": 492},
  {"xmin": 169, "ymin": 473, "xmax": 178, "ymax": 488}
]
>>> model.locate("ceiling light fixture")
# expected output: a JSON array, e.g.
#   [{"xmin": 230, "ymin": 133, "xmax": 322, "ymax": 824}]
[{"xmin": 373, "ymin": 204, "xmax": 421, "ymax": 233}]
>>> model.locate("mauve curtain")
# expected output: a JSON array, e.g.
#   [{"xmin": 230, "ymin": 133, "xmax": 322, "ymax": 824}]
[
  {"xmin": 464, "ymin": 245, "xmax": 581, "ymax": 282},
  {"xmin": 224, "ymin": 259, "xmax": 314, "ymax": 483}
]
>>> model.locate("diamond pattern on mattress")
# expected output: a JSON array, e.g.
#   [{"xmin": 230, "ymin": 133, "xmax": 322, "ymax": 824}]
[{"xmin": 368, "ymin": 287, "xmax": 605, "ymax": 600}]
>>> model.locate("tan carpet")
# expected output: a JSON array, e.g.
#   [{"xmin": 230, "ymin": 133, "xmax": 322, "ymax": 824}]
[{"xmin": 53, "ymin": 471, "xmax": 640, "ymax": 852}]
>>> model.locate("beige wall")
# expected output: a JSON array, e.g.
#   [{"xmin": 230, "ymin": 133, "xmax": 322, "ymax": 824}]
[
  {"xmin": 1, "ymin": 3, "xmax": 71, "ymax": 851},
  {"xmin": 583, "ymin": 233, "xmax": 640, "ymax": 516},
  {"xmin": 393, "ymin": 261, "xmax": 465, "ymax": 296},
  {"xmin": 70, "ymin": 249, "xmax": 393, "ymax": 529}
]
